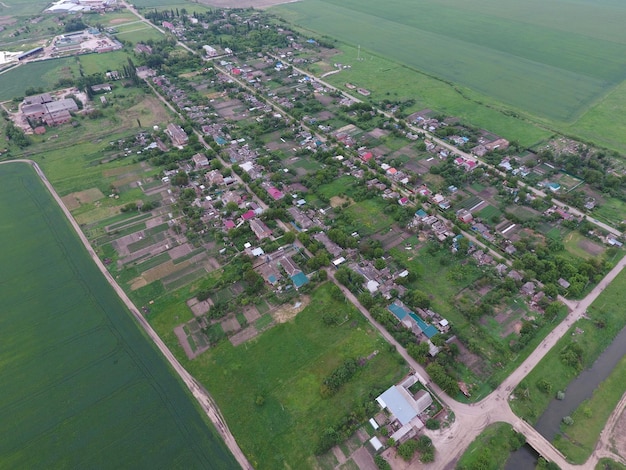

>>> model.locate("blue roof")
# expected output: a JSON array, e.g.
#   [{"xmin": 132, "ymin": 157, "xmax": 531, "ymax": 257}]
[
  {"xmin": 388, "ymin": 303, "xmax": 409, "ymax": 320},
  {"xmin": 378, "ymin": 386, "xmax": 417, "ymax": 425},
  {"xmin": 291, "ymin": 272, "xmax": 309, "ymax": 288},
  {"xmin": 415, "ymin": 209, "xmax": 427, "ymax": 218},
  {"xmin": 268, "ymin": 275, "xmax": 277, "ymax": 284},
  {"xmin": 389, "ymin": 303, "xmax": 438, "ymax": 338},
  {"xmin": 410, "ymin": 313, "xmax": 439, "ymax": 338}
]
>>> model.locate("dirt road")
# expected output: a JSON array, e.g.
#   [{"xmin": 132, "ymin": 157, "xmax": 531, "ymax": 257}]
[{"xmin": 5, "ymin": 160, "xmax": 251, "ymax": 470}]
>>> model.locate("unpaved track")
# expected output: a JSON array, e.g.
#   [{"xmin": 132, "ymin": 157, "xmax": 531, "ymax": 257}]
[{"xmin": 2, "ymin": 160, "xmax": 251, "ymax": 470}]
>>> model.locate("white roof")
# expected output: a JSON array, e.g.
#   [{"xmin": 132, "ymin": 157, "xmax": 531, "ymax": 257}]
[
  {"xmin": 366, "ymin": 280, "xmax": 380, "ymax": 293},
  {"xmin": 439, "ymin": 319, "xmax": 449, "ymax": 327},
  {"xmin": 369, "ymin": 436, "xmax": 383, "ymax": 451},
  {"xmin": 240, "ymin": 161, "xmax": 254, "ymax": 172},
  {"xmin": 333, "ymin": 257, "xmax": 346, "ymax": 266},
  {"xmin": 369, "ymin": 418, "xmax": 379, "ymax": 430},
  {"xmin": 251, "ymin": 247, "xmax": 264, "ymax": 257}
]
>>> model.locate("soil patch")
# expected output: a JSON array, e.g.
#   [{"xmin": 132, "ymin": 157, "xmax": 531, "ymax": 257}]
[
  {"xmin": 271, "ymin": 296, "xmax": 310, "ymax": 323},
  {"xmin": 330, "ymin": 195, "xmax": 351, "ymax": 208},
  {"xmin": 229, "ymin": 326, "xmax": 259, "ymax": 346},
  {"xmin": 63, "ymin": 188, "xmax": 105, "ymax": 207},
  {"xmin": 143, "ymin": 259, "xmax": 190, "ymax": 283},
  {"xmin": 187, "ymin": 298, "xmax": 212, "ymax": 317},
  {"xmin": 578, "ymin": 238, "xmax": 605, "ymax": 257},
  {"xmin": 221, "ymin": 316, "xmax": 240, "ymax": 333},
  {"xmin": 243, "ymin": 305, "xmax": 260, "ymax": 323},
  {"xmin": 61, "ymin": 195, "xmax": 81, "ymax": 210},
  {"xmin": 129, "ymin": 277, "xmax": 148, "ymax": 291},
  {"xmin": 197, "ymin": 0, "xmax": 293, "ymax": 7}
]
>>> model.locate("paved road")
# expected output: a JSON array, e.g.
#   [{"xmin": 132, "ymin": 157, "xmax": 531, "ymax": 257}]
[{"xmin": 3, "ymin": 160, "xmax": 253, "ymax": 470}]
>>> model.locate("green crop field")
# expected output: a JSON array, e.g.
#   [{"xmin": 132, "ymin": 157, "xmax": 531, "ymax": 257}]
[
  {"xmin": 0, "ymin": 162, "xmax": 237, "ymax": 469},
  {"xmin": 277, "ymin": 0, "xmax": 626, "ymax": 122},
  {"xmin": 0, "ymin": 58, "xmax": 78, "ymax": 100},
  {"xmin": 275, "ymin": 0, "xmax": 626, "ymax": 152}
]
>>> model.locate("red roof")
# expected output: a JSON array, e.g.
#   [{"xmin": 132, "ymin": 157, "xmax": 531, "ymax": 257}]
[
  {"xmin": 232, "ymin": 68, "xmax": 241, "ymax": 75},
  {"xmin": 267, "ymin": 187, "xmax": 284, "ymax": 200},
  {"xmin": 361, "ymin": 152, "xmax": 373, "ymax": 162},
  {"xmin": 224, "ymin": 220, "xmax": 236, "ymax": 229},
  {"xmin": 398, "ymin": 197, "xmax": 409, "ymax": 205},
  {"xmin": 242, "ymin": 210, "xmax": 256, "ymax": 220}
]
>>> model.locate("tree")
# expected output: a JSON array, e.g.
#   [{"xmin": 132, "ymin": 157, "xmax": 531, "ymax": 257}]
[
  {"xmin": 283, "ymin": 231, "xmax": 296, "ymax": 244},
  {"xmin": 425, "ymin": 418, "xmax": 440, "ymax": 430},
  {"xmin": 397, "ymin": 439, "xmax": 418, "ymax": 461}
]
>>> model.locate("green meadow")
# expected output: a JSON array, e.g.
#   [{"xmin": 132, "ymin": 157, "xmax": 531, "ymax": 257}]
[
  {"xmin": 170, "ymin": 284, "xmax": 407, "ymax": 469},
  {"xmin": 0, "ymin": 162, "xmax": 237, "ymax": 469}
]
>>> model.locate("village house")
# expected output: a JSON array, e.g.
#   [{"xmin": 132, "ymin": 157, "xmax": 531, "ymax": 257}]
[
  {"xmin": 375, "ymin": 375, "xmax": 433, "ymax": 443},
  {"xmin": 165, "ymin": 123, "xmax": 188, "ymax": 147},
  {"xmin": 249, "ymin": 219, "xmax": 272, "ymax": 240},
  {"xmin": 192, "ymin": 153, "xmax": 209, "ymax": 169}
]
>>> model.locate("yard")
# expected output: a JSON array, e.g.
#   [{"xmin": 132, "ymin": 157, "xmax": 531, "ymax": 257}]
[{"xmin": 171, "ymin": 283, "xmax": 408, "ymax": 470}]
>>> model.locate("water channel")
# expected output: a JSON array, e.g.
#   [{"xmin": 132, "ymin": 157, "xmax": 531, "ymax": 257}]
[{"xmin": 505, "ymin": 324, "xmax": 626, "ymax": 469}]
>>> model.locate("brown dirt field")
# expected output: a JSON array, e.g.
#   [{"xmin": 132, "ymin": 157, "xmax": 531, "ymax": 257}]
[
  {"xmin": 243, "ymin": 305, "xmax": 260, "ymax": 323},
  {"xmin": 330, "ymin": 196, "xmax": 351, "ymax": 208},
  {"xmin": 179, "ymin": 71, "xmax": 200, "ymax": 78},
  {"xmin": 102, "ymin": 163, "xmax": 141, "ymax": 178},
  {"xmin": 203, "ymin": 0, "xmax": 298, "ymax": 11},
  {"xmin": 0, "ymin": 16, "xmax": 16, "ymax": 25},
  {"xmin": 221, "ymin": 316, "xmax": 241, "ymax": 333},
  {"xmin": 578, "ymin": 238, "xmax": 605, "ymax": 257},
  {"xmin": 169, "ymin": 243, "xmax": 192, "ymax": 260},
  {"xmin": 61, "ymin": 195, "xmax": 81, "ymax": 210},
  {"xmin": 112, "ymin": 174, "xmax": 141, "ymax": 188},
  {"xmin": 272, "ymin": 295, "xmax": 310, "ymax": 323},
  {"xmin": 109, "ymin": 18, "xmax": 134, "ymax": 24},
  {"xmin": 189, "ymin": 299, "xmax": 212, "ymax": 317},
  {"xmin": 350, "ymin": 448, "xmax": 377, "ymax": 470},
  {"xmin": 229, "ymin": 326, "xmax": 259, "ymax": 346},
  {"xmin": 145, "ymin": 216, "xmax": 165, "ymax": 229},
  {"xmin": 142, "ymin": 259, "xmax": 191, "ymax": 283},
  {"xmin": 368, "ymin": 128, "xmax": 389, "ymax": 139},
  {"xmin": 129, "ymin": 277, "xmax": 148, "ymax": 291},
  {"xmin": 67, "ymin": 187, "xmax": 105, "ymax": 205}
]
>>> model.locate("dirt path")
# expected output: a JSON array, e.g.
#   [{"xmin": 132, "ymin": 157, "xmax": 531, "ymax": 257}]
[{"xmin": 3, "ymin": 160, "xmax": 252, "ymax": 470}]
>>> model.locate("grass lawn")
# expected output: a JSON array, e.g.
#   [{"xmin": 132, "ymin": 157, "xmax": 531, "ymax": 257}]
[
  {"xmin": 477, "ymin": 205, "xmax": 501, "ymax": 221},
  {"xmin": 594, "ymin": 197, "xmax": 626, "ymax": 227},
  {"xmin": 456, "ymin": 422, "xmax": 521, "ymax": 470},
  {"xmin": 511, "ymin": 268, "xmax": 626, "ymax": 427},
  {"xmin": 165, "ymin": 283, "xmax": 408, "ymax": 470},
  {"xmin": 0, "ymin": 162, "xmax": 236, "ymax": 468},
  {"xmin": 344, "ymin": 198, "xmax": 393, "ymax": 235},
  {"xmin": 317, "ymin": 175, "xmax": 357, "ymax": 199},
  {"xmin": 114, "ymin": 25, "xmax": 165, "ymax": 43},
  {"xmin": 78, "ymin": 50, "xmax": 130, "ymax": 75},
  {"xmin": 563, "ymin": 231, "xmax": 606, "ymax": 261}
]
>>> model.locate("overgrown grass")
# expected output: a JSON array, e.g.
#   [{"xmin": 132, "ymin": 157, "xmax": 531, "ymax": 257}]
[
  {"xmin": 162, "ymin": 283, "xmax": 408, "ymax": 470},
  {"xmin": 511, "ymin": 268, "xmax": 626, "ymax": 426},
  {"xmin": 555, "ymin": 353, "xmax": 626, "ymax": 463},
  {"xmin": 456, "ymin": 422, "xmax": 521, "ymax": 470}
]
